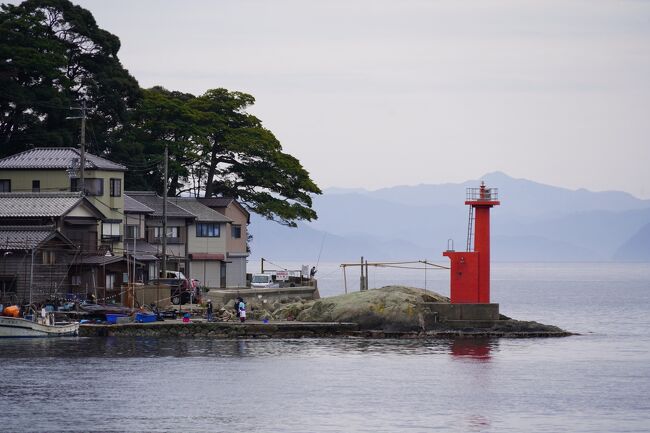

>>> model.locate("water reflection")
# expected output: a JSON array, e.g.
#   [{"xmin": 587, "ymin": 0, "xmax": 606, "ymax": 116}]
[
  {"xmin": 450, "ymin": 338, "xmax": 495, "ymax": 361},
  {"xmin": 465, "ymin": 414, "xmax": 492, "ymax": 432},
  {"xmin": 0, "ymin": 337, "xmax": 474, "ymax": 359},
  {"xmin": 0, "ymin": 336, "xmax": 509, "ymax": 361}
]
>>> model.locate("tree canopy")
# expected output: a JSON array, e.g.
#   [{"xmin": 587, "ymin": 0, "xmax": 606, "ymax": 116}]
[
  {"xmin": 119, "ymin": 87, "xmax": 321, "ymax": 226},
  {"xmin": 1, "ymin": 0, "xmax": 321, "ymax": 226},
  {"xmin": 0, "ymin": 0, "xmax": 141, "ymax": 156}
]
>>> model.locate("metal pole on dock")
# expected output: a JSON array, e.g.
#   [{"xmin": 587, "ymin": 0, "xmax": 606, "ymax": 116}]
[
  {"xmin": 360, "ymin": 256, "xmax": 364, "ymax": 291},
  {"xmin": 133, "ymin": 233, "xmax": 137, "ymax": 285},
  {"xmin": 365, "ymin": 260, "xmax": 369, "ymax": 291},
  {"xmin": 424, "ymin": 257, "xmax": 427, "ymax": 293},
  {"xmin": 29, "ymin": 247, "xmax": 34, "ymax": 305},
  {"xmin": 343, "ymin": 265, "xmax": 348, "ymax": 294}
]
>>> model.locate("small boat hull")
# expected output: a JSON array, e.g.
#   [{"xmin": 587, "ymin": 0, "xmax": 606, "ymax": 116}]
[{"xmin": 0, "ymin": 316, "xmax": 79, "ymax": 338}]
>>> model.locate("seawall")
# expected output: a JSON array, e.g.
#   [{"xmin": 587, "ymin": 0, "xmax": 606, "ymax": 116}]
[{"xmin": 79, "ymin": 319, "xmax": 571, "ymax": 339}]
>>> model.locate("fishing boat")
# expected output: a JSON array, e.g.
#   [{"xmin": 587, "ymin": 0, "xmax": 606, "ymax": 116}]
[{"xmin": 0, "ymin": 309, "xmax": 79, "ymax": 338}]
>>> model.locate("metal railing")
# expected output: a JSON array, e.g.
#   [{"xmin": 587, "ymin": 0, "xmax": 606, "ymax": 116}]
[{"xmin": 466, "ymin": 187, "xmax": 499, "ymax": 201}]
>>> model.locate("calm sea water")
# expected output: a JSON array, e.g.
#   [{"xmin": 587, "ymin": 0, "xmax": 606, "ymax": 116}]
[{"xmin": 1, "ymin": 262, "xmax": 649, "ymax": 433}]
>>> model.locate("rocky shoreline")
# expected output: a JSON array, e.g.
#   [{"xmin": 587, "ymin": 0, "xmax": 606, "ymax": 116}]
[{"xmin": 80, "ymin": 286, "xmax": 572, "ymax": 338}]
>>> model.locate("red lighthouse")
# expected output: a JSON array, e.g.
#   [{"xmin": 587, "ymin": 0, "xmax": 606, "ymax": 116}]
[{"xmin": 443, "ymin": 182, "xmax": 500, "ymax": 304}]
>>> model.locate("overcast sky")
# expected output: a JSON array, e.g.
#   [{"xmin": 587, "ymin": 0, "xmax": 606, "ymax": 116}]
[{"xmin": 73, "ymin": 0, "xmax": 650, "ymax": 198}]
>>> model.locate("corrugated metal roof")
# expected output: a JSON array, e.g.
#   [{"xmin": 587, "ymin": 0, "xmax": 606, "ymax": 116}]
[
  {"xmin": 125, "ymin": 192, "xmax": 195, "ymax": 218},
  {"xmin": 0, "ymin": 226, "xmax": 59, "ymax": 250},
  {"xmin": 169, "ymin": 198, "xmax": 232, "ymax": 223},
  {"xmin": 124, "ymin": 195, "xmax": 155, "ymax": 214},
  {"xmin": 0, "ymin": 147, "xmax": 126, "ymax": 171},
  {"xmin": 0, "ymin": 192, "xmax": 85, "ymax": 217}
]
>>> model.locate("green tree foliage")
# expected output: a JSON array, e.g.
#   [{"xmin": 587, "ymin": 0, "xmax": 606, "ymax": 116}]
[
  {"xmin": 0, "ymin": 0, "xmax": 140, "ymax": 157},
  {"xmin": 121, "ymin": 87, "xmax": 321, "ymax": 226},
  {"xmin": 114, "ymin": 86, "xmax": 208, "ymax": 195}
]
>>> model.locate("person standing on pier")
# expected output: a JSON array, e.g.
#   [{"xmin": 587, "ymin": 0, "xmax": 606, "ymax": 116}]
[
  {"xmin": 234, "ymin": 297, "xmax": 242, "ymax": 318},
  {"xmin": 206, "ymin": 300, "xmax": 213, "ymax": 322},
  {"xmin": 238, "ymin": 298, "xmax": 247, "ymax": 323}
]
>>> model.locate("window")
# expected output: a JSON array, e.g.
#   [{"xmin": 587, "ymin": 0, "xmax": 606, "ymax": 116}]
[
  {"xmin": 0, "ymin": 278, "xmax": 17, "ymax": 295},
  {"xmin": 106, "ymin": 273, "xmax": 115, "ymax": 290},
  {"xmin": 42, "ymin": 251, "xmax": 55, "ymax": 265},
  {"xmin": 102, "ymin": 222, "xmax": 121, "ymax": 240},
  {"xmin": 32, "ymin": 180, "xmax": 40, "ymax": 192},
  {"xmin": 71, "ymin": 178, "xmax": 103, "ymax": 196},
  {"xmin": 196, "ymin": 223, "xmax": 220, "ymax": 237},
  {"xmin": 71, "ymin": 275, "xmax": 81, "ymax": 286},
  {"xmin": 110, "ymin": 178, "xmax": 121, "ymax": 197},
  {"xmin": 0, "ymin": 179, "xmax": 10, "ymax": 192},
  {"xmin": 126, "ymin": 225, "xmax": 140, "ymax": 239},
  {"xmin": 154, "ymin": 226, "xmax": 180, "ymax": 238},
  {"xmin": 232, "ymin": 224, "xmax": 242, "ymax": 239}
]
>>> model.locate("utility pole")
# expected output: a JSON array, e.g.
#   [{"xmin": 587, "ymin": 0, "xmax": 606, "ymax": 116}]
[
  {"xmin": 161, "ymin": 144, "xmax": 168, "ymax": 278},
  {"xmin": 67, "ymin": 100, "xmax": 88, "ymax": 193},
  {"xmin": 80, "ymin": 100, "xmax": 86, "ymax": 192}
]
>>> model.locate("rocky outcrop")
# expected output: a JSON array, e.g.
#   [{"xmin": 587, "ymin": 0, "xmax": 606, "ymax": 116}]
[
  {"xmin": 272, "ymin": 286, "xmax": 571, "ymax": 336},
  {"xmin": 273, "ymin": 286, "xmax": 446, "ymax": 331}
]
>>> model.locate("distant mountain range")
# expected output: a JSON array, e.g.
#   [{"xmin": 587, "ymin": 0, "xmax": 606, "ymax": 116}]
[{"xmin": 249, "ymin": 172, "xmax": 650, "ymax": 263}]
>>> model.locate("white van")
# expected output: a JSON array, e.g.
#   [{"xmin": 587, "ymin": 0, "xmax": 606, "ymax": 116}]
[
  {"xmin": 166, "ymin": 271, "xmax": 187, "ymax": 280},
  {"xmin": 251, "ymin": 274, "xmax": 278, "ymax": 288}
]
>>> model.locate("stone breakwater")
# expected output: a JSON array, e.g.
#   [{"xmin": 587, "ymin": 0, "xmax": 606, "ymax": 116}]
[
  {"xmin": 80, "ymin": 286, "xmax": 573, "ymax": 338},
  {"xmin": 79, "ymin": 320, "xmax": 571, "ymax": 339},
  {"xmin": 80, "ymin": 321, "xmax": 359, "ymax": 338}
]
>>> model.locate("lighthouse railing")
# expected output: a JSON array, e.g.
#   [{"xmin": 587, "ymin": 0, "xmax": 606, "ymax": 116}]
[{"xmin": 466, "ymin": 187, "xmax": 499, "ymax": 201}]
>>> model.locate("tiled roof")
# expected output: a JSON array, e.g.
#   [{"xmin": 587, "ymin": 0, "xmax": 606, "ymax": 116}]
[
  {"xmin": 0, "ymin": 226, "xmax": 65, "ymax": 250},
  {"xmin": 124, "ymin": 195, "xmax": 154, "ymax": 214},
  {"xmin": 133, "ymin": 254, "xmax": 158, "ymax": 262},
  {"xmin": 78, "ymin": 255, "xmax": 125, "ymax": 266},
  {"xmin": 125, "ymin": 192, "xmax": 195, "ymax": 218},
  {"xmin": 0, "ymin": 147, "xmax": 126, "ymax": 171},
  {"xmin": 0, "ymin": 192, "xmax": 86, "ymax": 217},
  {"xmin": 169, "ymin": 198, "xmax": 232, "ymax": 223},
  {"xmin": 134, "ymin": 240, "xmax": 159, "ymax": 255},
  {"xmin": 198, "ymin": 197, "xmax": 250, "ymax": 220},
  {"xmin": 197, "ymin": 197, "xmax": 233, "ymax": 208}
]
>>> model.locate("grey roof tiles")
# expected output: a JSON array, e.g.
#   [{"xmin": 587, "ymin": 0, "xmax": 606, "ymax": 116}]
[
  {"xmin": 197, "ymin": 197, "xmax": 233, "ymax": 208},
  {"xmin": 124, "ymin": 192, "xmax": 195, "ymax": 218},
  {"xmin": 0, "ymin": 147, "xmax": 126, "ymax": 171},
  {"xmin": 169, "ymin": 198, "xmax": 232, "ymax": 223},
  {"xmin": 0, "ymin": 226, "xmax": 63, "ymax": 250},
  {"xmin": 0, "ymin": 192, "xmax": 87, "ymax": 217},
  {"xmin": 124, "ymin": 195, "xmax": 155, "ymax": 214}
]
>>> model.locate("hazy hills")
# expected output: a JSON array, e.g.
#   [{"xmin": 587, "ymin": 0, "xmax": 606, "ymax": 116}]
[{"xmin": 248, "ymin": 172, "xmax": 650, "ymax": 263}]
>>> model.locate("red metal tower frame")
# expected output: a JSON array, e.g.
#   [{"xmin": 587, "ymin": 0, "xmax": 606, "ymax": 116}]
[{"xmin": 443, "ymin": 182, "xmax": 500, "ymax": 304}]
